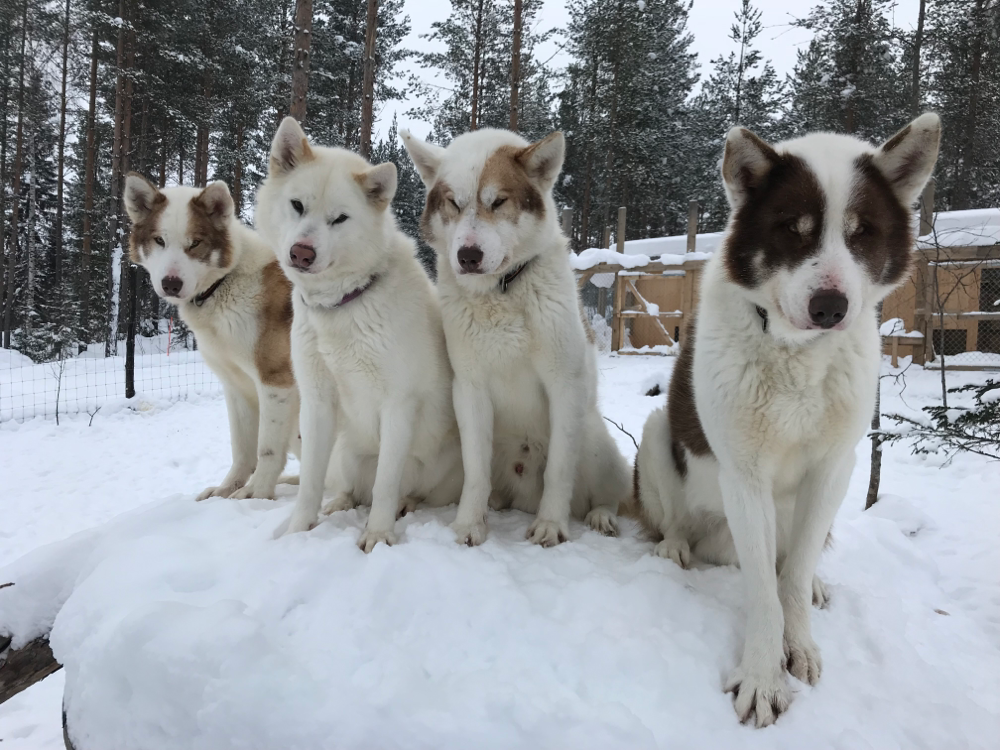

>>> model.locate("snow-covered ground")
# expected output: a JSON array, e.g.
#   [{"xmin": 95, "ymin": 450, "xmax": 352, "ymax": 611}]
[{"xmin": 1, "ymin": 354, "xmax": 998, "ymax": 748}]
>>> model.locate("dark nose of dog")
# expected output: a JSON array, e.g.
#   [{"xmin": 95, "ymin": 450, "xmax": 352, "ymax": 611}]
[
  {"xmin": 457, "ymin": 245, "xmax": 484, "ymax": 272},
  {"xmin": 289, "ymin": 242, "xmax": 316, "ymax": 270},
  {"xmin": 161, "ymin": 276, "xmax": 184, "ymax": 297},
  {"xmin": 809, "ymin": 290, "xmax": 849, "ymax": 329}
]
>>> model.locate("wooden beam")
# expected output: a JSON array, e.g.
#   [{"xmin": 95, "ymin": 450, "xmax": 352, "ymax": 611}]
[
  {"xmin": 611, "ymin": 271, "xmax": 624, "ymax": 351},
  {"xmin": 686, "ymin": 200, "xmax": 698, "ymax": 253},
  {"xmin": 0, "ymin": 635, "xmax": 61, "ymax": 705},
  {"xmin": 616, "ymin": 206, "xmax": 626, "ymax": 255}
]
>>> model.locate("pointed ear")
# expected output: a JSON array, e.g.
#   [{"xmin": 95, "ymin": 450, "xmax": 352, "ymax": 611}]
[
  {"xmin": 355, "ymin": 163, "xmax": 397, "ymax": 210},
  {"xmin": 399, "ymin": 129, "xmax": 445, "ymax": 187},
  {"xmin": 124, "ymin": 173, "xmax": 164, "ymax": 222},
  {"xmin": 873, "ymin": 113, "xmax": 941, "ymax": 206},
  {"xmin": 193, "ymin": 181, "xmax": 234, "ymax": 228},
  {"xmin": 518, "ymin": 131, "xmax": 565, "ymax": 191},
  {"xmin": 269, "ymin": 116, "xmax": 315, "ymax": 176},
  {"xmin": 722, "ymin": 127, "xmax": 779, "ymax": 208}
]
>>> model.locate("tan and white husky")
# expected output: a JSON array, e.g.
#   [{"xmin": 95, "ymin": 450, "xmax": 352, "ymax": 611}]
[
  {"xmin": 255, "ymin": 118, "xmax": 463, "ymax": 551},
  {"xmin": 124, "ymin": 174, "xmax": 299, "ymax": 501}
]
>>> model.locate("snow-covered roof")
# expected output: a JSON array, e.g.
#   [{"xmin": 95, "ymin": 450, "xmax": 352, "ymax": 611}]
[{"xmin": 918, "ymin": 208, "xmax": 1000, "ymax": 249}]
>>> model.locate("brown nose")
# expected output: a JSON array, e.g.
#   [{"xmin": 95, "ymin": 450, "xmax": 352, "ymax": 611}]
[
  {"xmin": 809, "ymin": 290, "xmax": 848, "ymax": 329},
  {"xmin": 161, "ymin": 276, "xmax": 184, "ymax": 297},
  {"xmin": 457, "ymin": 245, "xmax": 483, "ymax": 272},
  {"xmin": 289, "ymin": 243, "xmax": 316, "ymax": 270}
]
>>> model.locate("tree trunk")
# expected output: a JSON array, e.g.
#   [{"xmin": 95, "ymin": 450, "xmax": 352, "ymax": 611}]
[
  {"xmin": 359, "ymin": 0, "xmax": 377, "ymax": 160},
  {"xmin": 910, "ymin": 0, "xmax": 925, "ymax": 118},
  {"xmin": 178, "ymin": 135, "xmax": 184, "ymax": 185},
  {"xmin": 579, "ymin": 151, "xmax": 593, "ymax": 250},
  {"xmin": 2, "ymin": 0, "xmax": 28, "ymax": 349},
  {"xmin": 80, "ymin": 28, "xmax": 99, "ymax": 348},
  {"xmin": 0, "ymin": 30, "xmax": 11, "ymax": 342},
  {"xmin": 24, "ymin": 132, "xmax": 35, "ymax": 338},
  {"xmin": 232, "ymin": 123, "xmax": 244, "ymax": 217},
  {"xmin": 54, "ymin": 0, "xmax": 71, "ymax": 296},
  {"xmin": 195, "ymin": 70, "xmax": 212, "ymax": 187},
  {"xmin": 289, "ymin": 0, "xmax": 313, "ymax": 122},
  {"xmin": 865, "ymin": 301, "xmax": 884, "ymax": 510},
  {"xmin": 0, "ymin": 635, "xmax": 61, "ymax": 705},
  {"xmin": 158, "ymin": 130, "xmax": 167, "ymax": 187},
  {"xmin": 509, "ymin": 0, "xmax": 522, "ymax": 131},
  {"xmin": 470, "ymin": 0, "xmax": 485, "ymax": 130},
  {"xmin": 953, "ymin": 0, "xmax": 985, "ymax": 210},
  {"xmin": 105, "ymin": 0, "xmax": 130, "ymax": 355}
]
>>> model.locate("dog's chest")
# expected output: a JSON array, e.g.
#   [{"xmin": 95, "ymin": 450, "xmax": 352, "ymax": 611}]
[{"xmin": 449, "ymin": 293, "xmax": 535, "ymax": 367}]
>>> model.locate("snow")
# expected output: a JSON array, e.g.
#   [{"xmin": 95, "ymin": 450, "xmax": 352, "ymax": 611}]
[
  {"xmin": 918, "ymin": 208, "xmax": 1000, "ymax": 249},
  {"xmin": 879, "ymin": 317, "xmax": 924, "ymax": 338},
  {"xmin": 2, "ymin": 357, "xmax": 1000, "ymax": 748}
]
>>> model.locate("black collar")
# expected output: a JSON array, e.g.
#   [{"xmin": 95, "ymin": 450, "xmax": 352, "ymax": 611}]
[
  {"xmin": 334, "ymin": 275, "xmax": 378, "ymax": 307},
  {"xmin": 756, "ymin": 305, "xmax": 768, "ymax": 333},
  {"xmin": 193, "ymin": 275, "xmax": 229, "ymax": 307},
  {"xmin": 498, "ymin": 259, "xmax": 533, "ymax": 293}
]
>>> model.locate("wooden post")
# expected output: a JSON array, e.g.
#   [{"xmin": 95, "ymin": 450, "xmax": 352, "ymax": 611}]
[
  {"xmin": 919, "ymin": 181, "xmax": 934, "ymax": 237},
  {"xmin": 561, "ymin": 208, "xmax": 572, "ymax": 242},
  {"xmin": 602, "ymin": 226, "xmax": 611, "ymax": 250},
  {"xmin": 891, "ymin": 335, "xmax": 900, "ymax": 367},
  {"xmin": 616, "ymin": 206, "xmax": 626, "ymax": 255},
  {"xmin": 686, "ymin": 200, "xmax": 699, "ymax": 253},
  {"xmin": 611, "ymin": 271, "xmax": 623, "ymax": 352}
]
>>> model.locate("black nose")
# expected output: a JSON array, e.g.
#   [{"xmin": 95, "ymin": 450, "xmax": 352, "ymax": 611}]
[
  {"xmin": 161, "ymin": 276, "xmax": 184, "ymax": 297},
  {"xmin": 457, "ymin": 245, "xmax": 484, "ymax": 272},
  {"xmin": 809, "ymin": 290, "xmax": 849, "ymax": 329}
]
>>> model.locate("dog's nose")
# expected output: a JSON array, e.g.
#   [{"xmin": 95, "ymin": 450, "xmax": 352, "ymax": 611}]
[
  {"xmin": 457, "ymin": 245, "xmax": 484, "ymax": 272},
  {"xmin": 289, "ymin": 243, "xmax": 316, "ymax": 270},
  {"xmin": 809, "ymin": 290, "xmax": 849, "ymax": 329},
  {"xmin": 161, "ymin": 276, "xmax": 184, "ymax": 297}
]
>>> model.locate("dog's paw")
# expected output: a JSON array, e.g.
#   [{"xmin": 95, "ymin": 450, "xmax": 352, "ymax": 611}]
[
  {"xmin": 397, "ymin": 495, "xmax": 421, "ymax": 519},
  {"xmin": 725, "ymin": 665, "xmax": 791, "ymax": 728},
  {"xmin": 452, "ymin": 519, "xmax": 488, "ymax": 547},
  {"xmin": 654, "ymin": 537, "xmax": 691, "ymax": 569},
  {"xmin": 196, "ymin": 481, "xmax": 243, "ymax": 502},
  {"xmin": 283, "ymin": 509, "xmax": 318, "ymax": 536},
  {"xmin": 277, "ymin": 473, "xmax": 300, "ymax": 486},
  {"xmin": 584, "ymin": 506, "xmax": 619, "ymax": 537},
  {"xmin": 812, "ymin": 575, "xmax": 830, "ymax": 609},
  {"xmin": 321, "ymin": 493, "xmax": 355, "ymax": 516},
  {"xmin": 526, "ymin": 518, "xmax": 568, "ymax": 547},
  {"xmin": 784, "ymin": 632, "xmax": 823, "ymax": 685},
  {"xmin": 357, "ymin": 527, "xmax": 397, "ymax": 553},
  {"xmin": 229, "ymin": 480, "xmax": 277, "ymax": 500}
]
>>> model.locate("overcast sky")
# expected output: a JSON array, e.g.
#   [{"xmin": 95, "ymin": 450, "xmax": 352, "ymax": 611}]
[{"xmin": 375, "ymin": 0, "xmax": 921, "ymax": 141}]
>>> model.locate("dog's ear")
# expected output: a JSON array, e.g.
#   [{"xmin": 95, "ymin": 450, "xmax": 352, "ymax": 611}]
[
  {"xmin": 518, "ymin": 131, "xmax": 565, "ymax": 192},
  {"xmin": 355, "ymin": 162, "xmax": 398, "ymax": 210},
  {"xmin": 399, "ymin": 129, "xmax": 445, "ymax": 188},
  {"xmin": 192, "ymin": 181, "xmax": 234, "ymax": 228},
  {"xmin": 269, "ymin": 117, "xmax": 315, "ymax": 176},
  {"xmin": 721, "ymin": 127, "xmax": 779, "ymax": 208},
  {"xmin": 873, "ymin": 112, "xmax": 941, "ymax": 207},
  {"xmin": 124, "ymin": 173, "xmax": 164, "ymax": 223}
]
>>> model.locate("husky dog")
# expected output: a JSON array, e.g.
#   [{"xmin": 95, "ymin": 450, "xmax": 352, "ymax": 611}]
[
  {"xmin": 255, "ymin": 118, "xmax": 463, "ymax": 551},
  {"xmin": 124, "ymin": 174, "xmax": 299, "ymax": 501},
  {"xmin": 633, "ymin": 114, "xmax": 941, "ymax": 726},
  {"xmin": 401, "ymin": 128, "xmax": 630, "ymax": 548}
]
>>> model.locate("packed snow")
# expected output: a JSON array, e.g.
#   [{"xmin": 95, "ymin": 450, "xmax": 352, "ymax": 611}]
[
  {"xmin": 1, "ymin": 355, "xmax": 999, "ymax": 749},
  {"xmin": 918, "ymin": 208, "xmax": 1000, "ymax": 249}
]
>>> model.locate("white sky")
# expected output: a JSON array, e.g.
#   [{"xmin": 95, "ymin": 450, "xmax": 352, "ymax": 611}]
[{"xmin": 374, "ymin": 0, "xmax": 921, "ymax": 141}]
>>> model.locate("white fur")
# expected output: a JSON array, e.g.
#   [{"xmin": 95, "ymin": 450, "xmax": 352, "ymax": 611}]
[
  {"xmin": 635, "ymin": 115, "xmax": 940, "ymax": 726},
  {"xmin": 401, "ymin": 128, "xmax": 630, "ymax": 547},
  {"xmin": 257, "ymin": 118, "xmax": 463, "ymax": 551}
]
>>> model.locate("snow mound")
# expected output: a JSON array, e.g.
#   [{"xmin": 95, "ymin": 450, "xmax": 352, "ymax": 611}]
[
  {"xmin": 0, "ymin": 348, "xmax": 34, "ymax": 369},
  {"xmin": 2, "ymin": 491, "xmax": 999, "ymax": 749},
  {"xmin": 865, "ymin": 494, "xmax": 935, "ymax": 538}
]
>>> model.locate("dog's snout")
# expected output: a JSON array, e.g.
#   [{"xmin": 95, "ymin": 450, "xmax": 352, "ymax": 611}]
[
  {"xmin": 161, "ymin": 276, "xmax": 184, "ymax": 298},
  {"xmin": 289, "ymin": 242, "xmax": 316, "ymax": 270},
  {"xmin": 457, "ymin": 245, "xmax": 484, "ymax": 273},
  {"xmin": 809, "ymin": 290, "xmax": 848, "ymax": 329}
]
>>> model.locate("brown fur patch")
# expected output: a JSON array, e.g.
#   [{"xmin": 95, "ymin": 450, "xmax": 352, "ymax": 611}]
[
  {"xmin": 254, "ymin": 260, "xmax": 295, "ymax": 388},
  {"xmin": 420, "ymin": 181, "xmax": 456, "ymax": 245},
  {"xmin": 479, "ymin": 146, "xmax": 545, "ymax": 218},
  {"xmin": 848, "ymin": 155, "xmax": 914, "ymax": 287},
  {"xmin": 188, "ymin": 194, "xmax": 233, "ymax": 269},
  {"xmin": 668, "ymin": 319, "xmax": 712, "ymax": 476},
  {"xmin": 723, "ymin": 154, "xmax": 825, "ymax": 289},
  {"xmin": 128, "ymin": 189, "xmax": 169, "ymax": 263}
]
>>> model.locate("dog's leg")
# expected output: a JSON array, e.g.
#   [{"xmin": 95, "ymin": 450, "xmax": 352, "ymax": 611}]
[
  {"xmin": 358, "ymin": 399, "xmax": 418, "ymax": 553},
  {"xmin": 718, "ymin": 468, "xmax": 789, "ymax": 728},
  {"xmin": 230, "ymin": 385, "xmax": 298, "ymax": 500},
  {"xmin": 197, "ymin": 385, "xmax": 258, "ymax": 501},
  {"xmin": 528, "ymin": 371, "xmax": 584, "ymax": 546},
  {"xmin": 779, "ymin": 450, "xmax": 853, "ymax": 685},
  {"xmin": 451, "ymin": 378, "xmax": 494, "ymax": 546}
]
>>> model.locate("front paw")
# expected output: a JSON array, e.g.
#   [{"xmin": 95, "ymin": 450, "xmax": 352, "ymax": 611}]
[
  {"xmin": 784, "ymin": 631, "xmax": 823, "ymax": 685},
  {"xmin": 526, "ymin": 518, "xmax": 568, "ymax": 547},
  {"xmin": 196, "ymin": 481, "xmax": 244, "ymax": 502},
  {"xmin": 321, "ymin": 492, "xmax": 355, "ymax": 516},
  {"xmin": 812, "ymin": 575, "xmax": 830, "ymax": 609},
  {"xmin": 452, "ymin": 518, "xmax": 488, "ymax": 547},
  {"xmin": 283, "ymin": 509, "xmax": 318, "ymax": 536},
  {"xmin": 584, "ymin": 506, "xmax": 619, "ymax": 537},
  {"xmin": 358, "ymin": 526, "xmax": 397, "ymax": 553},
  {"xmin": 654, "ymin": 537, "xmax": 691, "ymax": 569},
  {"xmin": 725, "ymin": 664, "xmax": 791, "ymax": 728},
  {"xmin": 229, "ymin": 479, "xmax": 277, "ymax": 500}
]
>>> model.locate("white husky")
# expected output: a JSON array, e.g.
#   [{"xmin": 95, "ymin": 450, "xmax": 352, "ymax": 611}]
[
  {"xmin": 124, "ymin": 174, "xmax": 299, "ymax": 501},
  {"xmin": 401, "ymin": 128, "xmax": 630, "ymax": 547},
  {"xmin": 634, "ymin": 114, "xmax": 941, "ymax": 726},
  {"xmin": 255, "ymin": 118, "xmax": 463, "ymax": 551}
]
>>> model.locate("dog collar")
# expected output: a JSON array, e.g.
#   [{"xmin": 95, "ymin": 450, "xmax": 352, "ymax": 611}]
[
  {"xmin": 498, "ymin": 259, "xmax": 532, "ymax": 293},
  {"xmin": 334, "ymin": 275, "xmax": 379, "ymax": 307},
  {"xmin": 755, "ymin": 305, "xmax": 768, "ymax": 332},
  {"xmin": 193, "ymin": 275, "xmax": 230, "ymax": 307}
]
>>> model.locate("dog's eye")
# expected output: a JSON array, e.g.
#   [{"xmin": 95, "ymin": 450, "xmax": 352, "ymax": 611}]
[
  {"xmin": 330, "ymin": 214, "xmax": 349, "ymax": 226},
  {"xmin": 154, "ymin": 236, "xmax": 165, "ymax": 247},
  {"xmin": 291, "ymin": 199, "xmax": 304, "ymax": 215},
  {"xmin": 785, "ymin": 218, "xmax": 800, "ymax": 235},
  {"xmin": 491, "ymin": 197, "xmax": 507, "ymax": 210},
  {"xmin": 854, "ymin": 221, "xmax": 871, "ymax": 236},
  {"xmin": 189, "ymin": 239, "xmax": 201, "ymax": 249},
  {"xmin": 449, "ymin": 198, "xmax": 461, "ymax": 211}
]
